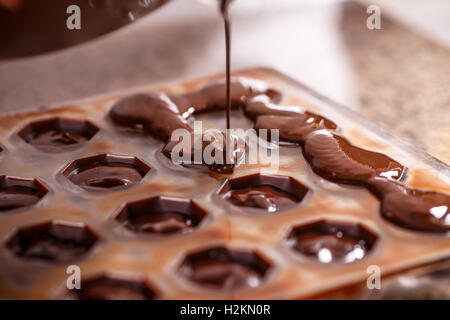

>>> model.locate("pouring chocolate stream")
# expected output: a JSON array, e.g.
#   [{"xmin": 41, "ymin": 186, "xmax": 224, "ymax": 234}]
[{"xmin": 107, "ymin": 0, "xmax": 449, "ymax": 233}]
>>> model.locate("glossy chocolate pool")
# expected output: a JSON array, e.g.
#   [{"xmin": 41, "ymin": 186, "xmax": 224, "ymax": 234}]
[
  {"xmin": 178, "ymin": 246, "xmax": 272, "ymax": 290},
  {"xmin": 219, "ymin": 173, "xmax": 309, "ymax": 213},
  {"xmin": 17, "ymin": 117, "xmax": 99, "ymax": 152},
  {"xmin": 62, "ymin": 153, "xmax": 150, "ymax": 191},
  {"xmin": 115, "ymin": 196, "xmax": 207, "ymax": 236},
  {"xmin": 287, "ymin": 220, "xmax": 378, "ymax": 264}
]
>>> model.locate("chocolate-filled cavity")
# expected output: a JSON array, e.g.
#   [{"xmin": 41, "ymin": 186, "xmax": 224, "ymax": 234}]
[
  {"xmin": 65, "ymin": 275, "xmax": 157, "ymax": 300},
  {"xmin": 62, "ymin": 153, "xmax": 150, "ymax": 191},
  {"xmin": 219, "ymin": 173, "xmax": 309, "ymax": 213},
  {"xmin": 5, "ymin": 220, "xmax": 99, "ymax": 263},
  {"xmin": 287, "ymin": 220, "xmax": 377, "ymax": 264},
  {"xmin": 0, "ymin": 176, "xmax": 48, "ymax": 212},
  {"xmin": 303, "ymin": 130, "xmax": 405, "ymax": 186},
  {"xmin": 17, "ymin": 117, "xmax": 99, "ymax": 151},
  {"xmin": 162, "ymin": 131, "xmax": 246, "ymax": 174},
  {"xmin": 109, "ymin": 93, "xmax": 191, "ymax": 141},
  {"xmin": 368, "ymin": 178, "xmax": 450, "ymax": 233},
  {"xmin": 178, "ymin": 246, "xmax": 271, "ymax": 290},
  {"xmin": 115, "ymin": 196, "xmax": 207, "ymax": 236}
]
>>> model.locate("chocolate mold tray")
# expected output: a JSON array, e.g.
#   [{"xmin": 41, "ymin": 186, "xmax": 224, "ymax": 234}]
[{"xmin": 0, "ymin": 67, "xmax": 448, "ymax": 299}]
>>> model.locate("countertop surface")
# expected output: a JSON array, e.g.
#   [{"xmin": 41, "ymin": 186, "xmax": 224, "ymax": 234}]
[{"xmin": 0, "ymin": 0, "xmax": 449, "ymax": 163}]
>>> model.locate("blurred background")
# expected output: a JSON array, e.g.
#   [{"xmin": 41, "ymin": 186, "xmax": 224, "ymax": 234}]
[{"xmin": 0, "ymin": 0, "xmax": 449, "ymax": 162}]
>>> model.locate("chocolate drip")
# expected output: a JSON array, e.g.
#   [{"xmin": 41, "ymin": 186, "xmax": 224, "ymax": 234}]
[
  {"xmin": 109, "ymin": 93, "xmax": 191, "ymax": 141},
  {"xmin": 162, "ymin": 131, "xmax": 245, "ymax": 174},
  {"xmin": 222, "ymin": 0, "xmax": 232, "ymax": 130}
]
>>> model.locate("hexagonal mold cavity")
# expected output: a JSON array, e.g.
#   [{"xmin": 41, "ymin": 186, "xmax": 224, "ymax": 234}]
[
  {"xmin": 64, "ymin": 274, "xmax": 157, "ymax": 300},
  {"xmin": 218, "ymin": 173, "xmax": 309, "ymax": 213},
  {"xmin": 286, "ymin": 220, "xmax": 378, "ymax": 264},
  {"xmin": 5, "ymin": 220, "xmax": 99, "ymax": 263},
  {"xmin": 178, "ymin": 246, "xmax": 272, "ymax": 290},
  {"xmin": 62, "ymin": 153, "xmax": 150, "ymax": 191},
  {"xmin": 0, "ymin": 175, "xmax": 48, "ymax": 212},
  {"xmin": 17, "ymin": 117, "xmax": 99, "ymax": 152},
  {"xmin": 115, "ymin": 196, "xmax": 207, "ymax": 236}
]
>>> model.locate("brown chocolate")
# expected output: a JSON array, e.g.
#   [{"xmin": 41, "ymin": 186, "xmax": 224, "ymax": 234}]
[
  {"xmin": 368, "ymin": 177, "xmax": 450, "ymax": 232},
  {"xmin": 287, "ymin": 220, "xmax": 377, "ymax": 264},
  {"xmin": 109, "ymin": 93, "xmax": 191, "ymax": 141},
  {"xmin": 223, "ymin": 186, "xmax": 299, "ymax": 213},
  {"xmin": 178, "ymin": 246, "xmax": 271, "ymax": 290},
  {"xmin": 115, "ymin": 196, "xmax": 207, "ymax": 236},
  {"xmin": 65, "ymin": 275, "xmax": 157, "ymax": 300},
  {"xmin": 303, "ymin": 130, "xmax": 405, "ymax": 186},
  {"xmin": 6, "ymin": 220, "xmax": 98, "ymax": 263},
  {"xmin": 62, "ymin": 153, "xmax": 150, "ymax": 191},
  {"xmin": 254, "ymin": 114, "xmax": 337, "ymax": 144},
  {"xmin": 17, "ymin": 117, "xmax": 99, "ymax": 152},
  {"xmin": 219, "ymin": 173, "xmax": 309, "ymax": 213},
  {"xmin": 0, "ymin": 176, "xmax": 48, "ymax": 212},
  {"xmin": 170, "ymin": 78, "xmax": 282, "ymax": 116},
  {"xmin": 162, "ymin": 131, "xmax": 245, "ymax": 174}
]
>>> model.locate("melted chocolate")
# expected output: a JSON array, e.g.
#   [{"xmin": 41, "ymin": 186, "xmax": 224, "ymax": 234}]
[
  {"xmin": 298, "ymin": 128, "xmax": 450, "ymax": 232},
  {"xmin": 255, "ymin": 114, "xmax": 337, "ymax": 144},
  {"xmin": 219, "ymin": 173, "xmax": 309, "ymax": 213},
  {"xmin": 63, "ymin": 154, "xmax": 150, "ymax": 191},
  {"xmin": 67, "ymin": 276, "xmax": 156, "ymax": 300},
  {"xmin": 179, "ymin": 246, "xmax": 271, "ymax": 290},
  {"xmin": 288, "ymin": 220, "xmax": 377, "ymax": 263},
  {"xmin": 224, "ymin": 186, "xmax": 299, "ymax": 212},
  {"xmin": 17, "ymin": 117, "xmax": 99, "ymax": 152},
  {"xmin": 67, "ymin": 163, "xmax": 144, "ymax": 190},
  {"xmin": 303, "ymin": 130, "xmax": 405, "ymax": 186},
  {"xmin": 222, "ymin": 0, "xmax": 232, "ymax": 130},
  {"xmin": 109, "ymin": 93, "xmax": 191, "ymax": 141},
  {"xmin": 6, "ymin": 221, "xmax": 98, "ymax": 263},
  {"xmin": 162, "ymin": 131, "xmax": 245, "ymax": 174},
  {"xmin": 0, "ymin": 176, "xmax": 48, "ymax": 212},
  {"xmin": 116, "ymin": 196, "xmax": 207, "ymax": 236},
  {"xmin": 368, "ymin": 177, "xmax": 450, "ymax": 232},
  {"xmin": 170, "ymin": 78, "xmax": 281, "ymax": 116},
  {"xmin": 124, "ymin": 212, "xmax": 193, "ymax": 234}
]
